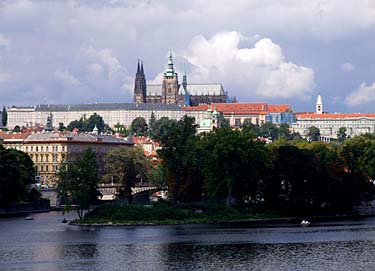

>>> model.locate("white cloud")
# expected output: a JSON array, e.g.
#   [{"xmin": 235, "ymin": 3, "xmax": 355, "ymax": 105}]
[
  {"xmin": 0, "ymin": 34, "xmax": 10, "ymax": 48},
  {"xmin": 87, "ymin": 63, "xmax": 104, "ymax": 75},
  {"xmin": 0, "ymin": 73, "xmax": 11, "ymax": 83},
  {"xmin": 341, "ymin": 62, "xmax": 355, "ymax": 72},
  {"xmin": 82, "ymin": 46, "xmax": 124, "ymax": 80},
  {"xmin": 54, "ymin": 69, "xmax": 80, "ymax": 86},
  {"xmin": 345, "ymin": 82, "xmax": 375, "ymax": 107},
  {"xmin": 184, "ymin": 31, "xmax": 315, "ymax": 100}
]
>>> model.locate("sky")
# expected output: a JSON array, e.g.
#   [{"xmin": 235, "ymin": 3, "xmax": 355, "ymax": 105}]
[{"xmin": 0, "ymin": 0, "xmax": 374, "ymax": 113}]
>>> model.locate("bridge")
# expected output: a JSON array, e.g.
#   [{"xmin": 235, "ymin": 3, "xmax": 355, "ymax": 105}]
[
  {"xmin": 98, "ymin": 183, "xmax": 163, "ymax": 201},
  {"xmin": 39, "ymin": 183, "xmax": 166, "ymax": 207}
]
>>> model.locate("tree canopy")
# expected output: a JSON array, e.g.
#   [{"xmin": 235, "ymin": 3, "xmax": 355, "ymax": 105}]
[
  {"xmin": 131, "ymin": 117, "xmax": 148, "ymax": 136},
  {"xmin": 67, "ymin": 113, "xmax": 106, "ymax": 133},
  {"xmin": 0, "ymin": 146, "xmax": 35, "ymax": 206},
  {"xmin": 2, "ymin": 106, "xmax": 7, "ymax": 127},
  {"xmin": 57, "ymin": 149, "xmax": 101, "ymax": 219},
  {"xmin": 104, "ymin": 146, "xmax": 150, "ymax": 204}
]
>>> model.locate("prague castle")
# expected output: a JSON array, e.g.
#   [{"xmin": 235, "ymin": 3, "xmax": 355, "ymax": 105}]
[{"xmin": 134, "ymin": 51, "xmax": 229, "ymax": 106}]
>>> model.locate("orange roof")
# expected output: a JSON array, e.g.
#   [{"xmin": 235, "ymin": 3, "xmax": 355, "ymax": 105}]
[
  {"xmin": 0, "ymin": 131, "xmax": 31, "ymax": 140},
  {"xmin": 184, "ymin": 103, "xmax": 291, "ymax": 115},
  {"xmin": 297, "ymin": 113, "xmax": 375, "ymax": 119},
  {"xmin": 268, "ymin": 104, "xmax": 290, "ymax": 113}
]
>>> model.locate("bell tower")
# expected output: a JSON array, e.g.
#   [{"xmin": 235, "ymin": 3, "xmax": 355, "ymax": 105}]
[
  {"xmin": 161, "ymin": 51, "xmax": 179, "ymax": 104},
  {"xmin": 316, "ymin": 93, "xmax": 323, "ymax": 114}
]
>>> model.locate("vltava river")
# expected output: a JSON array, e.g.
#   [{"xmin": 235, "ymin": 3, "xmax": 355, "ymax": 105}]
[{"xmin": 1, "ymin": 212, "xmax": 375, "ymax": 270}]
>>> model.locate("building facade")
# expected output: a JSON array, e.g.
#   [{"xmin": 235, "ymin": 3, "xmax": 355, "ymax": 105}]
[
  {"xmin": 0, "ymin": 131, "xmax": 133, "ymax": 187},
  {"xmin": 184, "ymin": 103, "xmax": 294, "ymax": 127},
  {"xmin": 6, "ymin": 103, "xmax": 187, "ymax": 130},
  {"xmin": 134, "ymin": 51, "xmax": 229, "ymax": 106},
  {"xmin": 292, "ymin": 95, "xmax": 375, "ymax": 139}
]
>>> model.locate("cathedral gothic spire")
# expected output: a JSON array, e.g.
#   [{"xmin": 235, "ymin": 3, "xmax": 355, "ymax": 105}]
[{"xmin": 133, "ymin": 59, "xmax": 147, "ymax": 104}]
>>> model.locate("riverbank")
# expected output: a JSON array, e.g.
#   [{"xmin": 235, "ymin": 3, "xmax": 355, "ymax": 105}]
[
  {"xmin": 0, "ymin": 199, "xmax": 50, "ymax": 217},
  {"xmin": 71, "ymin": 203, "xmax": 359, "ymax": 227}
]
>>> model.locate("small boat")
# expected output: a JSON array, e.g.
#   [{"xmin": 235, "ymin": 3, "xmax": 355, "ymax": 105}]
[
  {"xmin": 61, "ymin": 218, "xmax": 68, "ymax": 223},
  {"xmin": 301, "ymin": 220, "xmax": 310, "ymax": 227},
  {"xmin": 25, "ymin": 216, "xmax": 34, "ymax": 220}
]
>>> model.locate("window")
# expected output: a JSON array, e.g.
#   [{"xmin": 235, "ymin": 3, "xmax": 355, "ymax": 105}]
[
  {"xmin": 36, "ymin": 146, "xmax": 39, "ymax": 152},
  {"xmin": 46, "ymin": 165, "xmax": 48, "ymax": 172}
]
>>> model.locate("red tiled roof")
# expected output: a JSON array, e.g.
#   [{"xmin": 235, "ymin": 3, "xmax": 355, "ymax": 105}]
[
  {"xmin": 0, "ymin": 131, "xmax": 31, "ymax": 140},
  {"xmin": 297, "ymin": 113, "xmax": 375, "ymax": 119},
  {"xmin": 184, "ymin": 103, "xmax": 291, "ymax": 115}
]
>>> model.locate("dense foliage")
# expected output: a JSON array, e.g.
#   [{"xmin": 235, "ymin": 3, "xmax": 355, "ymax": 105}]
[
  {"xmin": 156, "ymin": 117, "xmax": 375, "ymax": 215},
  {"xmin": 104, "ymin": 146, "xmax": 150, "ymax": 204},
  {"xmin": 57, "ymin": 149, "xmax": 101, "ymax": 218},
  {"xmin": 131, "ymin": 117, "xmax": 148, "ymax": 136},
  {"xmin": 67, "ymin": 113, "xmax": 106, "ymax": 133},
  {"xmin": 0, "ymin": 145, "xmax": 35, "ymax": 206},
  {"xmin": 2, "ymin": 106, "xmax": 7, "ymax": 127}
]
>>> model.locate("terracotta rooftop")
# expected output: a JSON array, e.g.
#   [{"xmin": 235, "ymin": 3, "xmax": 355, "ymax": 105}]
[
  {"xmin": 0, "ymin": 131, "xmax": 31, "ymax": 140},
  {"xmin": 184, "ymin": 103, "xmax": 291, "ymax": 114}
]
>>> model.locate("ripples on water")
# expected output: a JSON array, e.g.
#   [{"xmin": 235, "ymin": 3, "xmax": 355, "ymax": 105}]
[{"xmin": 1, "ymin": 212, "xmax": 375, "ymax": 270}]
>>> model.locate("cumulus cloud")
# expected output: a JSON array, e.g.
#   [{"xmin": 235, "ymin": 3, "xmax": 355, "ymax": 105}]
[
  {"xmin": 0, "ymin": 34, "xmax": 10, "ymax": 48},
  {"xmin": 345, "ymin": 82, "xmax": 375, "ymax": 107},
  {"xmin": 87, "ymin": 63, "xmax": 104, "ymax": 75},
  {"xmin": 54, "ymin": 69, "xmax": 80, "ymax": 86},
  {"xmin": 184, "ymin": 31, "xmax": 315, "ymax": 100},
  {"xmin": 82, "ymin": 46, "xmax": 124, "ymax": 80},
  {"xmin": 341, "ymin": 62, "xmax": 355, "ymax": 72},
  {"xmin": 0, "ymin": 73, "xmax": 11, "ymax": 83}
]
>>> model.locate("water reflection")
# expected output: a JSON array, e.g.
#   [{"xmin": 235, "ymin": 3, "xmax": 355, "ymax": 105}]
[{"xmin": 2, "ymin": 212, "xmax": 375, "ymax": 270}]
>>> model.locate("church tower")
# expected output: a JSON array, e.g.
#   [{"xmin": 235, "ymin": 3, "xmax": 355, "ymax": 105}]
[
  {"xmin": 133, "ymin": 60, "xmax": 147, "ymax": 104},
  {"xmin": 316, "ymin": 93, "xmax": 323, "ymax": 114},
  {"xmin": 161, "ymin": 51, "xmax": 179, "ymax": 104}
]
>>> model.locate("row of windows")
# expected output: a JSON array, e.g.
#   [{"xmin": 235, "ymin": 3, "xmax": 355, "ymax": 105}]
[
  {"xmin": 31, "ymin": 154, "xmax": 62, "ymax": 162},
  {"xmin": 37, "ymin": 164, "xmax": 58, "ymax": 173},
  {"xmin": 26, "ymin": 145, "xmax": 66, "ymax": 152}
]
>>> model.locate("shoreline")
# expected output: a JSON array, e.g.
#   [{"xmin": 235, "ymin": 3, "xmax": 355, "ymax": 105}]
[{"xmin": 69, "ymin": 213, "xmax": 368, "ymax": 227}]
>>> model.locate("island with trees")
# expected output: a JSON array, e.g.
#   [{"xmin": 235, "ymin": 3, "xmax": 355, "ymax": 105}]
[{"xmin": 58, "ymin": 116, "xmax": 375, "ymax": 226}]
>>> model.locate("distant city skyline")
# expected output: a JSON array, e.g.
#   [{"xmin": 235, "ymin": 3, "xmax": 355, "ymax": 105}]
[{"xmin": 0, "ymin": 0, "xmax": 374, "ymax": 112}]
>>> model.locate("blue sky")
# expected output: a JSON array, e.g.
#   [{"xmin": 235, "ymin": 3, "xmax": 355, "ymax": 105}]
[{"xmin": 0, "ymin": 0, "xmax": 374, "ymax": 113}]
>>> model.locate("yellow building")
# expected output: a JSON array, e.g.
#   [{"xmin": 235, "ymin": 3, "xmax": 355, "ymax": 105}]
[{"xmin": 0, "ymin": 131, "xmax": 133, "ymax": 187}]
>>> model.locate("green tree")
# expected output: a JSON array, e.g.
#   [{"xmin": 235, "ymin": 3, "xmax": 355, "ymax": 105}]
[
  {"xmin": 2, "ymin": 106, "xmax": 7, "ymax": 127},
  {"xmin": 359, "ymin": 142, "xmax": 375, "ymax": 180},
  {"xmin": 337, "ymin": 127, "xmax": 347, "ymax": 142},
  {"xmin": 114, "ymin": 123, "xmax": 129, "ymax": 137},
  {"xmin": 0, "ymin": 146, "xmax": 34, "ymax": 206},
  {"xmin": 202, "ymin": 128, "xmax": 269, "ymax": 207},
  {"xmin": 259, "ymin": 122, "xmax": 279, "ymax": 140},
  {"xmin": 156, "ymin": 116, "xmax": 198, "ymax": 205},
  {"xmin": 58, "ymin": 122, "xmax": 66, "ymax": 132},
  {"xmin": 57, "ymin": 149, "xmax": 101, "ymax": 219},
  {"xmin": 13, "ymin": 125, "xmax": 21, "ymax": 133},
  {"xmin": 307, "ymin": 126, "xmax": 320, "ymax": 141},
  {"xmin": 149, "ymin": 111, "xmax": 156, "ymax": 128},
  {"xmin": 131, "ymin": 117, "xmax": 148, "ymax": 136},
  {"xmin": 149, "ymin": 117, "xmax": 177, "ymax": 138},
  {"xmin": 67, "ymin": 113, "xmax": 106, "ymax": 133},
  {"xmin": 86, "ymin": 113, "xmax": 105, "ymax": 133},
  {"xmin": 104, "ymin": 146, "xmax": 150, "ymax": 204}
]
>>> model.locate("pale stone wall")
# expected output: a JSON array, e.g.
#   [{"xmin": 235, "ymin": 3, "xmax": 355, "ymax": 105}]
[{"xmin": 292, "ymin": 117, "xmax": 375, "ymax": 139}]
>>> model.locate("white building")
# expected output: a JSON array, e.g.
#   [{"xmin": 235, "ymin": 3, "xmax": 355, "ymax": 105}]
[
  {"xmin": 6, "ymin": 103, "xmax": 202, "ymax": 129},
  {"xmin": 292, "ymin": 95, "xmax": 375, "ymax": 139}
]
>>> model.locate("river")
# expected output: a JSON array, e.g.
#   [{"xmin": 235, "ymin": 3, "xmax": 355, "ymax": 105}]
[{"xmin": 1, "ymin": 211, "xmax": 375, "ymax": 270}]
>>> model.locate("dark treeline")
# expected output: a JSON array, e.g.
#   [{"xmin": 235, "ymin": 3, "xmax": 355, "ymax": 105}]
[
  {"xmin": 0, "ymin": 145, "xmax": 40, "ymax": 206},
  {"xmin": 155, "ymin": 116, "xmax": 375, "ymax": 216}
]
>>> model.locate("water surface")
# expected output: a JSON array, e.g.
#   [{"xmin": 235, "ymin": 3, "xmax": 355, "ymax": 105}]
[{"xmin": 1, "ymin": 212, "xmax": 375, "ymax": 270}]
